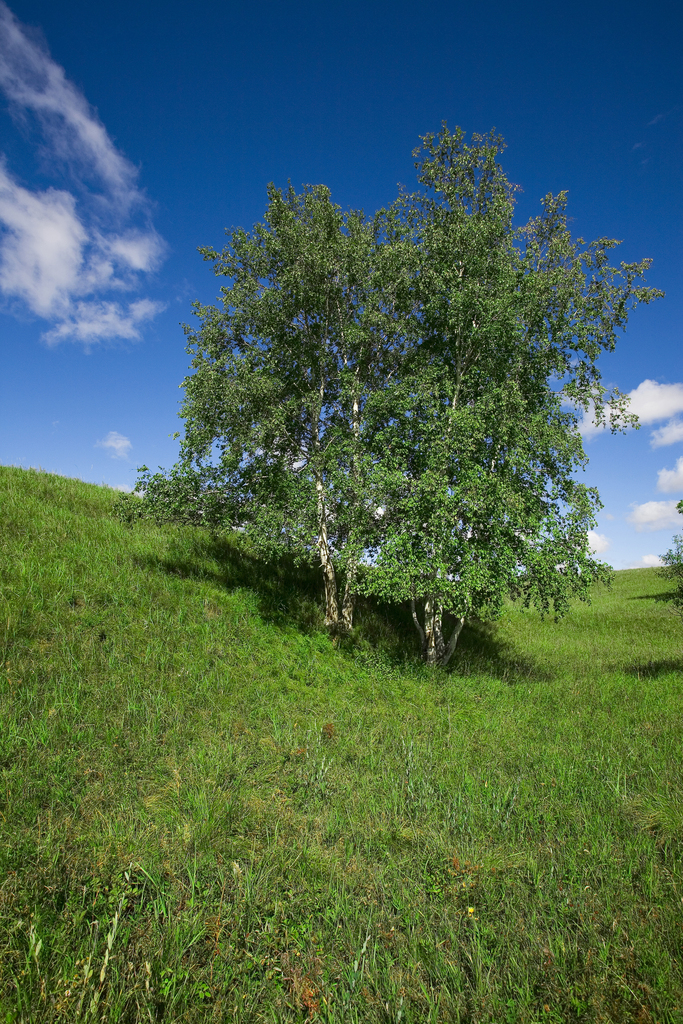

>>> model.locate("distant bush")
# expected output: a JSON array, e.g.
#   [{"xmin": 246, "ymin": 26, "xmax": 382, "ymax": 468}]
[{"xmin": 661, "ymin": 527, "xmax": 683, "ymax": 619}]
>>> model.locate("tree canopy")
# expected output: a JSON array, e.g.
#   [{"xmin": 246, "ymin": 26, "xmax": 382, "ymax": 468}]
[{"xmin": 128, "ymin": 126, "xmax": 663, "ymax": 665}]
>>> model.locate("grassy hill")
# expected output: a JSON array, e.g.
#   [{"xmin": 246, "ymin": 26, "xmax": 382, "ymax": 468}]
[{"xmin": 1, "ymin": 465, "xmax": 682, "ymax": 1023}]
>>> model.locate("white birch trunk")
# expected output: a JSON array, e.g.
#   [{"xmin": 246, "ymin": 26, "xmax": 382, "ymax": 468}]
[
  {"xmin": 339, "ymin": 380, "xmax": 362, "ymax": 633},
  {"xmin": 410, "ymin": 598, "xmax": 426, "ymax": 655},
  {"xmin": 423, "ymin": 596, "xmax": 446, "ymax": 666},
  {"xmin": 411, "ymin": 596, "xmax": 466, "ymax": 667},
  {"xmin": 441, "ymin": 616, "xmax": 465, "ymax": 666},
  {"xmin": 315, "ymin": 470, "xmax": 340, "ymax": 628}
]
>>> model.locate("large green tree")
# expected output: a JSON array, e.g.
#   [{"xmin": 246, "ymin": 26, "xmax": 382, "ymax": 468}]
[
  {"xmin": 131, "ymin": 127, "xmax": 662, "ymax": 666},
  {"xmin": 358, "ymin": 127, "xmax": 663, "ymax": 665},
  {"xmin": 135, "ymin": 183, "xmax": 410, "ymax": 632}
]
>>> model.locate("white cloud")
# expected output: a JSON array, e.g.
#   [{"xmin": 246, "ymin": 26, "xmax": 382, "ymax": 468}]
[
  {"xmin": 0, "ymin": 2, "xmax": 165, "ymax": 344},
  {"xmin": 96, "ymin": 431, "xmax": 131, "ymax": 460},
  {"xmin": 44, "ymin": 298, "xmax": 164, "ymax": 346},
  {"xmin": 625, "ymin": 554, "xmax": 664, "ymax": 569},
  {"xmin": 627, "ymin": 500, "xmax": 682, "ymax": 532},
  {"xmin": 0, "ymin": 165, "xmax": 86, "ymax": 317},
  {"xmin": 651, "ymin": 419, "xmax": 683, "ymax": 448},
  {"xmin": 628, "ymin": 380, "xmax": 683, "ymax": 424},
  {"xmin": 657, "ymin": 456, "xmax": 683, "ymax": 494},
  {"xmin": 579, "ymin": 380, "xmax": 683, "ymax": 447},
  {"xmin": 588, "ymin": 530, "xmax": 611, "ymax": 554},
  {"xmin": 104, "ymin": 231, "xmax": 164, "ymax": 273}
]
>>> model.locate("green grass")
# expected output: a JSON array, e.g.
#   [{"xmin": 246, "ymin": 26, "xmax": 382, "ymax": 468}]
[{"xmin": 1, "ymin": 464, "xmax": 682, "ymax": 1024}]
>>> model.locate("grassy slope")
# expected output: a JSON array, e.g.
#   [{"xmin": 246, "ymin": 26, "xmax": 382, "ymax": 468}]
[{"xmin": 1, "ymin": 465, "xmax": 682, "ymax": 1024}]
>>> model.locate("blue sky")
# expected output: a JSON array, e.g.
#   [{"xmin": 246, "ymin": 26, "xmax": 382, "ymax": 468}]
[{"xmin": 0, "ymin": 0, "xmax": 681, "ymax": 569}]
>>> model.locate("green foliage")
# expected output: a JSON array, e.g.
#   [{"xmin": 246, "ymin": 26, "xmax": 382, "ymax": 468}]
[
  {"xmin": 660, "ymin": 500, "xmax": 683, "ymax": 618},
  {"xmin": 1, "ymin": 466, "xmax": 683, "ymax": 1023}
]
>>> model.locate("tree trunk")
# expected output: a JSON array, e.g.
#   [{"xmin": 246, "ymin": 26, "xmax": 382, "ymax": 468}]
[
  {"xmin": 315, "ymin": 469, "xmax": 340, "ymax": 628},
  {"xmin": 340, "ymin": 561, "xmax": 357, "ymax": 632},
  {"xmin": 411, "ymin": 597, "xmax": 466, "ymax": 667},
  {"xmin": 339, "ymin": 370, "xmax": 361, "ymax": 635},
  {"xmin": 411, "ymin": 598, "xmax": 426, "ymax": 655},
  {"xmin": 321, "ymin": 553, "xmax": 340, "ymax": 628},
  {"xmin": 442, "ymin": 615, "xmax": 465, "ymax": 666},
  {"xmin": 423, "ymin": 596, "xmax": 446, "ymax": 665}
]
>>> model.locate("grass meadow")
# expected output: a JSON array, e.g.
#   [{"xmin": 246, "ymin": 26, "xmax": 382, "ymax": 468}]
[{"xmin": 1, "ymin": 464, "xmax": 682, "ymax": 1023}]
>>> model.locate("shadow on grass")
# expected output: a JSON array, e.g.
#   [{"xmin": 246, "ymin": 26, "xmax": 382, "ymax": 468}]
[
  {"xmin": 344, "ymin": 599, "xmax": 548, "ymax": 681},
  {"xmin": 136, "ymin": 531, "xmax": 326, "ymax": 635},
  {"xmin": 449, "ymin": 617, "xmax": 550, "ymax": 683},
  {"xmin": 625, "ymin": 658, "xmax": 683, "ymax": 679},
  {"xmin": 628, "ymin": 592, "xmax": 678, "ymax": 603},
  {"xmin": 136, "ymin": 530, "xmax": 549, "ymax": 682}
]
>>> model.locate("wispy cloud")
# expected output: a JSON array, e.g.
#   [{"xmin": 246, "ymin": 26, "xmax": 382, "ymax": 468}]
[
  {"xmin": 0, "ymin": 5, "xmax": 136, "ymax": 206},
  {"xmin": 646, "ymin": 108, "xmax": 679, "ymax": 127},
  {"xmin": 627, "ymin": 500, "xmax": 682, "ymax": 532},
  {"xmin": 579, "ymin": 379, "xmax": 683, "ymax": 447},
  {"xmin": 0, "ymin": 2, "xmax": 165, "ymax": 344},
  {"xmin": 657, "ymin": 456, "xmax": 683, "ymax": 494},
  {"xmin": 96, "ymin": 431, "xmax": 131, "ymax": 459},
  {"xmin": 588, "ymin": 530, "xmax": 611, "ymax": 554}
]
